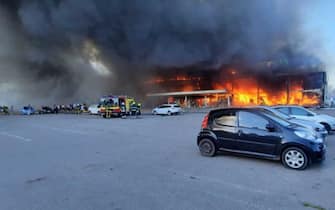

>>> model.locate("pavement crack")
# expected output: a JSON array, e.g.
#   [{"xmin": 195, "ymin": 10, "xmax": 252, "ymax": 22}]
[
  {"xmin": 302, "ymin": 201, "xmax": 326, "ymax": 210},
  {"xmin": 189, "ymin": 176, "xmax": 198, "ymax": 180},
  {"xmin": 312, "ymin": 183, "xmax": 321, "ymax": 190},
  {"xmin": 25, "ymin": 176, "xmax": 47, "ymax": 184}
]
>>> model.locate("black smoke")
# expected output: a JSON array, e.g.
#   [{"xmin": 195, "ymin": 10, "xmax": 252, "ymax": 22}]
[{"xmin": 0, "ymin": 0, "xmax": 320, "ymax": 105}]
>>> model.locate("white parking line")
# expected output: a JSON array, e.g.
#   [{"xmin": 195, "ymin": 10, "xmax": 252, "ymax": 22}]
[
  {"xmin": 30, "ymin": 125, "xmax": 88, "ymax": 135},
  {"xmin": 0, "ymin": 131, "xmax": 32, "ymax": 142},
  {"xmin": 48, "ymin": 127, "xmax": 88, "ymax": 135}
]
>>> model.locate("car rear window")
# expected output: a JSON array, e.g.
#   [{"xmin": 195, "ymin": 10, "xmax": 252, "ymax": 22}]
[{"xmin": 212, "ymin": 111, "xmax": 237, "ymax": 127}]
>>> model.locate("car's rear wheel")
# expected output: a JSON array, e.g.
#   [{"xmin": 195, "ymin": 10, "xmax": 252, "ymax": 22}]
[
  {"xmin": 153, "ymin": 111, "xmax": 157, "ymax": 115},
  {"xmin": 282, "ymin": 147, "xmax": 308, "ymax": 170},
  {"xmin": 199, "ymin": 139, "xmax": 216, "ymax": 157}
]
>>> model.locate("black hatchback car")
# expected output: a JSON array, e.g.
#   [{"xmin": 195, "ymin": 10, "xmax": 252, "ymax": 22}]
[{"xmin": 197, "ymin": 108, "xmax": 326, "ymax": 170}]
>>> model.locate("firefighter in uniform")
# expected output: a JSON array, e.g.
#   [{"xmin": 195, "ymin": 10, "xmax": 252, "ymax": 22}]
[
  {"xmin": 130, "ymin": 102, "xmax": 141, "ymax": 117},
  {"xmin": 120, "ymin": 102, "xmax": 126, "ymax": 118}
]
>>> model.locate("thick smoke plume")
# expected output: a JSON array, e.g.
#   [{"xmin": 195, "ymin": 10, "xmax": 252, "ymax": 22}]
[{"xmin": 0, "ymin": 0, "xmax": 319, "ymax": 106}]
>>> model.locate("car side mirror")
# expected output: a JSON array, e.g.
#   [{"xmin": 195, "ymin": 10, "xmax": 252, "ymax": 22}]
[{"xmin": 266, "ymin": 123, "xmax": 276, "ymax": 132}]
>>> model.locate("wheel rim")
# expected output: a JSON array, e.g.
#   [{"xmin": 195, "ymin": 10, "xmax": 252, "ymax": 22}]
[
  {"xmin": 285, "ymin": 150, "xmax": 305, "ymax": 169},
  {"xmin": 200, "ymin": 141, "xmax": 213, "ymax": 155}
]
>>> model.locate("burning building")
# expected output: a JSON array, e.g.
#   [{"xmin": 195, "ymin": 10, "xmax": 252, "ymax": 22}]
[{"xmin": 145, "ymin": 62, "xmax": 327, "ymax": 108}]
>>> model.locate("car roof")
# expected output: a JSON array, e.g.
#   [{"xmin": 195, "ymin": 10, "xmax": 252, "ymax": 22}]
[
  {"xmin": 209, "ymin": 107, "xmax": 253, "ymax": 114},
  {"xmin": 248, "ymin": 105, "xmax": 272, "ymax": 109},
  {"xmin": 272, "ymin": 105, "xmax": 302, "ymax": 108},
  {"xmin": 211, "ymin": 106, "xmax": 250, "ymax": 110}
]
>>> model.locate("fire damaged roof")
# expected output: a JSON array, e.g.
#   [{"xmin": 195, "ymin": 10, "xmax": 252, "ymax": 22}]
[{"xmin": 147, "ymin": 89, "xmax": 227, "ymax": 97}]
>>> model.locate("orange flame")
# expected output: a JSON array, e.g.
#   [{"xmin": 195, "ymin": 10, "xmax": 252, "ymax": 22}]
[{"xmin": 214, "ymin": 78, "xmax": 319, "ymax": 106}]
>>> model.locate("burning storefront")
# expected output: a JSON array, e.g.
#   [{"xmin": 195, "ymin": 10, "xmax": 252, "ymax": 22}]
[
  {"xmin": 147, "ymin": 89, "xmax": 228, "ymax": 108},
  {"xmin": 145, "ymin": 64, "xmax": 327, "ymax": 108}
]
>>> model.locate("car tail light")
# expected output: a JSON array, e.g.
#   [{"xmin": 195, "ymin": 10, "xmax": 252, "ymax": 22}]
[{"xmin": 201, "ymin": 114, "xmax": 209, "ymax": 129}]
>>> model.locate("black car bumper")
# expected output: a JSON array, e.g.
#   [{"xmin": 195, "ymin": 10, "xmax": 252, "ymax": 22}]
[{"xmin": 310, "ymin": 144, "xmax": 326, "ymax": 163}]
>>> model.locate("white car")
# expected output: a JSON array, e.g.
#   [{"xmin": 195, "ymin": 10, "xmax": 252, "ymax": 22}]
[
  {"xmin": 88, "ymin": 104, "xmax": 101, "ymax": 115},
  {"xmin": 152, "ymin": 104, "xmax": 182, "ymax": 115},
  {"xmin": 274, "ymin": 105, "xmax": 335, "ymax": 132},
  {"xmin": 255, "ymin": 106, "xmax": 328, "ymax": 138}
]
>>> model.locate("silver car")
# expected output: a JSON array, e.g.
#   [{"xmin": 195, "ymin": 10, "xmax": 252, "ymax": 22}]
[
  {"xmin": 274, "ymin": 105, "xmax": 335, "ymax": 132},
  {"xmin": 254, "ymin": 106, "xmax": 328, "ymax": 139}
]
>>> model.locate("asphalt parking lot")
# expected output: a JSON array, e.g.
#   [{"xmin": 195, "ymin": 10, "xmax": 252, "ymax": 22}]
[{"xmin": 0, "ymin": 110, "xmax": 334, "ymax": 210}]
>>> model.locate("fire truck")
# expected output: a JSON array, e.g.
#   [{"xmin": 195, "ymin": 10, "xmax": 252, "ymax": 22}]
[{"xmin": 99, "ymin": 95, "xmax": 141, "ymax": 118}]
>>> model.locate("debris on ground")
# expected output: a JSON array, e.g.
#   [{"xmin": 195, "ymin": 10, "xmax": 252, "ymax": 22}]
[
  {"xmin": 302, "ymin": 202, "xmax": 326, "ymax": 210},
  {"xmin": 25, "ymin": 176, "xmax": 47, "ymax": 184}
]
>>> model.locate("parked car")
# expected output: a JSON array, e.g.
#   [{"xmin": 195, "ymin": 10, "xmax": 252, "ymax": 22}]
[
  {"xmin": 21, "ymin": 106, "xmax": 35, "ymax": 115},
  {"xmin": 88, "ymin": 104, "xmax": 101, "ymax": 115},
  {"xmin": 0, "ymin": 106, "xmax": 9, "ymax": 114},
  {"xmin": 38, "ymin": 106, "xmax": 56, "ymax": 114},
  {"xmin": 197, "ymin": 108, "xmax": 325, "ymax": 170},
  {"xmin": 254, "ymin": 106, "xmax": 328, "ymax": 139},
  {"xmin": 152, "ymin": 104, "xmax": 182, "ymax": 115},
  {"xmin": 274, "ymin": 105, "xmax": 335, "ymax": 132}
]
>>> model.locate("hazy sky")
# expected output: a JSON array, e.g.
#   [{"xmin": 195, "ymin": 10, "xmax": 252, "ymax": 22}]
[{"xmin": 303, "ymin": 1, "xmax": 335, "ymax": 87}]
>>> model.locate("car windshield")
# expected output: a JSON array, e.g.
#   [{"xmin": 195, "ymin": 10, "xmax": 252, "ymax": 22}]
[
  {"xmin": 263, "ymin": 113, "xmax": 291, "ymax": 127},
  {"xmin": 305, "ymin": 108, "xmax": 317, "ymax": 116}
]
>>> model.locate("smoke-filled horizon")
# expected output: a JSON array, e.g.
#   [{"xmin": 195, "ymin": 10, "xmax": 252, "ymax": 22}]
[{"xmin": 0, "ymin": 0, "xmax": 323, "ymax": 106}]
